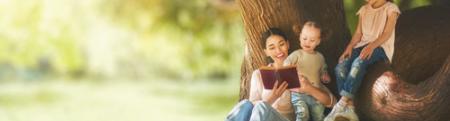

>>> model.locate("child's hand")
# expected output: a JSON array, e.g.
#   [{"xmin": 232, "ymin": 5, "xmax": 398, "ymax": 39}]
[
  {"xmin": 321, "ymin": 73, "xmax": 331, "ymax": 84},
  {"xmin": 339, "ymin": 48, "xmax": 352, "ymax": 63},
  {"xmin": 360, "ymin": 45, "xmax": 375, "ymax": 60}
]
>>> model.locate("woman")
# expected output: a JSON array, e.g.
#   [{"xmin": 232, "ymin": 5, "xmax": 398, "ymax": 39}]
[{"xmin": 226, "ymin": 28, "xmax": 336, "ymax": 121}]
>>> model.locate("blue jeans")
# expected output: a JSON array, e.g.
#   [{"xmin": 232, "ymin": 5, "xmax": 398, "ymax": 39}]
[
  {"xmin": 335, "ymin": 46, "xmax": 388, "ymax": 99},
  {"xmin": 291, "ymin": 92, "xmax": 324, "ymax": 121},
  {"xmin": 226, "ymin": 100, "xmax": 290, "ymax": 121},
  {"xmin": 226, "ymin": 99, "xmax": 254, "ymax": 121}
]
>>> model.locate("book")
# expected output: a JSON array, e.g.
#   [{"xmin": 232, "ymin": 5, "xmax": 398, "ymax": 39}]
[{"xmin": 259, "ymin": 66, "xmax": 300, "ymax": 89}]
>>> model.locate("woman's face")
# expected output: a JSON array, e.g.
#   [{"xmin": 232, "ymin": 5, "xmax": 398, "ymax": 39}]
[{"xmin": 264, "ymin": 35, "xmax": 289, "ymax": 63}]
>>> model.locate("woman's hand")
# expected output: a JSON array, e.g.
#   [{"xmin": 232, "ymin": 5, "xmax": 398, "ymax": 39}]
[
  {"xmin": 291, "ymin": 75, "xmax": 313, "ymax": 94},
  {"xmin": 339, "ymin": 48, "xmax": 352, "ymax": 63},
  {"xmin": 359, "ymin": 45, "xmax": 375, "ymax": 60},
  {"xmin": 264, "ymin": 81, "xmax": 288, "ymax": 105}
]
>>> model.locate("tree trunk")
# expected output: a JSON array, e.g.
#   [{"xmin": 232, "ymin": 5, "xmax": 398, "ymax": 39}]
[{"xmin": 238, "ymin": 0, "xmax": 450, "ymax": 120}]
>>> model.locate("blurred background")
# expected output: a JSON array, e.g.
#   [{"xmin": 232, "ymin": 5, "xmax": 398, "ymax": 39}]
[{"xmin": 0, "ymin": 0, "xmax": 431, "ymax": 121}]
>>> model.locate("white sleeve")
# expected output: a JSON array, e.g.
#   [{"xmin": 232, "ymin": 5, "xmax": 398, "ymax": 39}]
[
  {"xmin": 356, "ymin": 5, "xmax": 365, "ymax": 15},
  {"xmin": 249, "ymin": 70, "xmax": 263, "ymax": 102},
  {"xmin": 387, "ymin": 3, "xmax": 401, "ymax": 16}
]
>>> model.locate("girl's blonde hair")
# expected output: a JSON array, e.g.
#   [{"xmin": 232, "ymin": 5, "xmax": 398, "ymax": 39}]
[{"xmin": 292, "ymin": 21, "xmax": 330, "ymax": 41}]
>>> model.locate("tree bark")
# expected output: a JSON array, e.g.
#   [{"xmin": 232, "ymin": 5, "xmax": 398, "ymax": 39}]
[
  {"xmin": 238, "ymin": 0, "xmax": 450, "ymax": 120},
  {"xmin": 399, "ymin": 0, "xmax": 412, "ymax": 11}
]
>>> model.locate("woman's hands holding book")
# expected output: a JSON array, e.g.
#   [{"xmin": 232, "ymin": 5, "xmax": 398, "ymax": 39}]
[
  {"xmin": 264, "ymin": 81, "xmax": 288, "ymax": 105},
  {"xmin": 290, "ymin": 75, "xmax": 314, "ymax": 94}
]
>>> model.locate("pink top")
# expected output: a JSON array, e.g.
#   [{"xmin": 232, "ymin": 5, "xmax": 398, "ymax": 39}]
[{"xmin": 355, "ymin": 2, "xmax": 400, "ymax": 62}]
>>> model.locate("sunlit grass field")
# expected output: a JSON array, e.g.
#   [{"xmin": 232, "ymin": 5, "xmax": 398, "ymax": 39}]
[{"xmin": 0, "ymin": 80, "xmax": 239, "ymax": 121}]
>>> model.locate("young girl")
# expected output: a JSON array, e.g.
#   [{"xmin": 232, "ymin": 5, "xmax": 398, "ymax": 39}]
[
  {"xmin": 325, "ymin": 0, "xmax": 400, "ymax": 121},
  {"xmin": 284, "ymin": 21, "xmax": 332, "ymax": 121}
]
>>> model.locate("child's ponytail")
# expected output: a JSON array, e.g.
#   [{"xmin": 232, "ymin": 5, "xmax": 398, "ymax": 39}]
[
  {"xmin": 293, "ymin": 20, "xmax": 331, "ymax": 41},
  {"xmin": 292, "ymin": 24, "xmax": 303, "ymax": 37}
]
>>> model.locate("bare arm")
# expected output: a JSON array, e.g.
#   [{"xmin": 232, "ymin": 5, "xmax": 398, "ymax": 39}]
[
  {"xmin": 339, "ymin": 16, "xmax": 363, "ymax": 62},
  {"xmin": 293, "ymin": 76, "xmax": 332, "ymax": 106},
  {"xmin": 367, "ymin": 12, "xmax": 399, "ymax": 49},
  {"xmin": 346, "ymin": 16, "xmax": 364, "ymax": 50},
  {"xmin": 305, "ymin": 84, "xmax": 332, "ymax": 106}
]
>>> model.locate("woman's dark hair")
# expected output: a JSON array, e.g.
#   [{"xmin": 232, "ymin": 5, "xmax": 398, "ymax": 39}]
[
  {"xmin": 260, "ymin": 28, "xmax": 288, "ymax": 49},
  {"xmin": 387, "ymin": 0, "xmax": 393, "ymax": 2}
]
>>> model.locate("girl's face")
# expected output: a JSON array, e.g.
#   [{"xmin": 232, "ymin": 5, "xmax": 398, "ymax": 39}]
[
  {"xmin": 264, "ymin": 35, "xmax": 289, "ymax": 63},
  {"xmin": 299, "ymin": 26, "xmax": 321, "ymax": 53}
]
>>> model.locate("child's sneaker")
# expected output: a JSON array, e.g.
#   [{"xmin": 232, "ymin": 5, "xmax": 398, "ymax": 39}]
[
  {"xmin": 324, "ymin": 99, "xmax": 347, "ymax": 121},
  {"xmin": 335, "ymin": 106, "xmax": 359, "ymax": 121}
]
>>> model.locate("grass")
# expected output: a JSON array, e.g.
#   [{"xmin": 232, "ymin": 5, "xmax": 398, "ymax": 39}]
[{"xmin": 0, "ymin": 79, "xmax": 240, "ymax": 121}]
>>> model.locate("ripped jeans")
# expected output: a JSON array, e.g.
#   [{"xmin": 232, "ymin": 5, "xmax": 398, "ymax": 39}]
[
  {"xmin": 335, "ymin": 45, "xmax": 388, "ymax": 99},
  {"xmin": 291, "ymin": 92, "xmax": 324, "ymax": 121}
]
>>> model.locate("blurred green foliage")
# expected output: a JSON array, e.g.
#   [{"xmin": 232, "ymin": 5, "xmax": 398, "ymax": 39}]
[
  {"xmin": 0, "ymin": 0, "xmax": 244, "ymax": 81},
  {"xmin": 99, "ymin": 0, "xmax": 244, "ymax": 80}
]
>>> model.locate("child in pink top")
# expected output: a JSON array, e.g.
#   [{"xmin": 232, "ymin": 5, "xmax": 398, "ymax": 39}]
[{"xmin": 325, "ymin": 0, "xmax": 400, "ymax": 121}]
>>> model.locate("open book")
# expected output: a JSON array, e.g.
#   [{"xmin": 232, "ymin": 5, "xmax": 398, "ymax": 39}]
[{"xmin": 259, "ymin": 66, "xmax": 300, "ymax": 89}]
